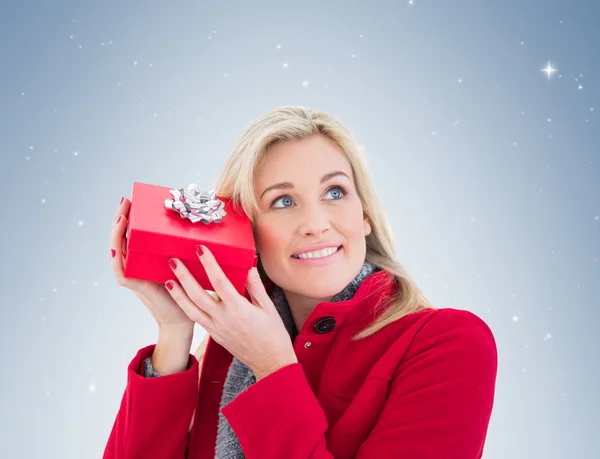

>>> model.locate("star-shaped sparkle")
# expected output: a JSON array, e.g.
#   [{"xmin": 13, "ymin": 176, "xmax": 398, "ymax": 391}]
[{"xmin": 541, "ymin": 61, "xmax": 558, "ymax": 79}]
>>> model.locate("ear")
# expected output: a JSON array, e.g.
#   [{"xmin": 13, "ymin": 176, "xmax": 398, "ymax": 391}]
[{"xmin": 363, "ymin": 216, "xmax": 372, "ymax": 237}]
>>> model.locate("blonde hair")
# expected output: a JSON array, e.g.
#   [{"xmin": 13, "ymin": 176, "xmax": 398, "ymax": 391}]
[{"xmin": 213, "ymin": 106, "xmax": 435, "ymax": 341}]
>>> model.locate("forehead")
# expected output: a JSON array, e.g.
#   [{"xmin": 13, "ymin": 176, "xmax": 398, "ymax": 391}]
[{"xmin": 254, "ymin": 135, "xmax": 351, "ymax": 185}]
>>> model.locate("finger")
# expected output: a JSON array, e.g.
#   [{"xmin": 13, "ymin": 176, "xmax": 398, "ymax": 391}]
[
  {"xmin": 112, "ymin": 197, "xmax": 130, "ymax": 223},
  {"xmin": 109, "ymin": 214, "xmax": 127, "ymax": 261},
  {"xmin": 245, "ymin": 267, "xmax": 275, "ymax": 312},
  {"xmin": 120, "ymin": 218, "xmax": 129, "ymax": 257},
  {"xmin": 110, "ymin": 243, "xmax": 128, "ymax": 286},
  {"xmin": 109, "ymin": 198, "xmax": 130, "ymax": 259},
  {"xmin": 195, "ymin": 245, "xmax": 238, "ymax": 304},
  {"xmin": 121, "ymin": 232, "xmax": 128, "ymax": 257},
  {"xmin": 168, "ymin": 258, "xmax": 222, "ymax": 317},
  {"xmin": 165, "ymin": 278, "xmax": 214, "ymax": 330},
  {"xmin": 109, "ymin": 214, "xmax": 131, "ymax": 287},
  {"xmin": 120, "ymin": 201, "xmax": 131, "ymax": 255}
]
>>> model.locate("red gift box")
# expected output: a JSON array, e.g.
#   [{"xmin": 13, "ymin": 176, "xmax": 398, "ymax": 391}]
[{"xmin": 123, "ymin": 182, "xmax": 256, "ymax": 295}]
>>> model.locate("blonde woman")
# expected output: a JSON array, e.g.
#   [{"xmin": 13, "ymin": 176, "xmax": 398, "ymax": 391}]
[{"xmin": 104, "ymin": 106, "xmax": 498, "ymax": 459}]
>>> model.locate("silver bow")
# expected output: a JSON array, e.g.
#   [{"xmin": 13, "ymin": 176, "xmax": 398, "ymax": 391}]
[{"xmin": 164, "ymin": 184, "xmax": 227, "ymax": 224}]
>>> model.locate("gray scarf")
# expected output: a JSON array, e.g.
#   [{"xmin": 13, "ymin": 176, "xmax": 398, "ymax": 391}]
[{"xmin": 214, "ymin": 260, "xmax": 380, "ymax": 458}]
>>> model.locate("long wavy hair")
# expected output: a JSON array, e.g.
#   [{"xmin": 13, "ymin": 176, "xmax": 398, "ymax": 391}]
[{"xmin": 213, "ymin": 106, "xmax": 434, "ymax": 341}]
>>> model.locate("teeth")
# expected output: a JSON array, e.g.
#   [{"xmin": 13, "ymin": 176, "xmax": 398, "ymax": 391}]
[{"xmin": 294, "ymin": 246, "xmax": 339, "ymax": 259}]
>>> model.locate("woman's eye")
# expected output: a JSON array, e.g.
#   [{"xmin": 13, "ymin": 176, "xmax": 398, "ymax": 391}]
[
  {"xmin": 272, "ymin": 196, "xmax": 294, "ymax": 208},
  {"xmin": 270, "ymin": 186, "xmax": 347, "ymax": 209},
  {"xmin": 325, "ymin": 186, "xmax": 346, "ymax": 200}
]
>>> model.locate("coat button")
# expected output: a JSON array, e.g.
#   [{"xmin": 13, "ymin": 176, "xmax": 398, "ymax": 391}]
[{"xmin": 314, "ymin": 316, "xmax": 336, "ymax": 334}]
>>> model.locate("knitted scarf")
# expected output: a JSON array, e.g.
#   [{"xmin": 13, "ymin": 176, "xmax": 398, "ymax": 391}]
[{"xmin": 214, "ymin": 260, "xmax": 380, "ymax": 458}]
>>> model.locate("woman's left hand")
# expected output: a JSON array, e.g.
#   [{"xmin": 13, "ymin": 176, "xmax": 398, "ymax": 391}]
[{"xmin": 165, "ymin": 244, "xmax": 298, "ymax": 381}]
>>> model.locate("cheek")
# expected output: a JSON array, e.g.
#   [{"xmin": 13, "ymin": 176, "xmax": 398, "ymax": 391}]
[
  {"xmin": 341, "ymin": 207, "xmax": 368, "ymax": 239},
  {"xmin": 254, "ymin": 219, "xmax": 288, "ymax": 254}
]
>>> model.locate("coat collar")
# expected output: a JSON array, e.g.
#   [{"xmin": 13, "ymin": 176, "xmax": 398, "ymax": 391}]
[{"xmin": 263, "ymin": 263, "xmax": 396, "ymax": 341}]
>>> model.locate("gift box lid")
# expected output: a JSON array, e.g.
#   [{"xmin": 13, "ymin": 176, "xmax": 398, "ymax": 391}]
[{"xmin": 126, "ymin": 182, "xmax": 255, "ymax": 267}]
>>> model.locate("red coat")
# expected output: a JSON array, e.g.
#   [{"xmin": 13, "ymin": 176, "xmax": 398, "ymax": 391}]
[{"xmin": 104, "ymin": 270, "xmax": 498, "ymax": 458}]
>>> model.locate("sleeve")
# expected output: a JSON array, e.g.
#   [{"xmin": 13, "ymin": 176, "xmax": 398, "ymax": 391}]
[
  {"xmin": 220, "ymin": 309, "xmax": 498, "ymax": 459},
  {"xmin": 221, "ymin": 362, "xmax": 333, "ymax": 459},
  {"xmin": 103, "ymin": 344, "xmax": 200, "ymax": 459},
  {"xmin": 355, "ymin": 309, "xmax": 498, "ymax": 458}
]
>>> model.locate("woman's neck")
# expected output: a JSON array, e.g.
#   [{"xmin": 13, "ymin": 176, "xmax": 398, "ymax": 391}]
[
  {"xmin": 283, "ymin": 290, "xmax": 335, "ymax": 333},
  {"xmin": 278, "ymin": 260, "xmax": 380, "ymax": 333}
]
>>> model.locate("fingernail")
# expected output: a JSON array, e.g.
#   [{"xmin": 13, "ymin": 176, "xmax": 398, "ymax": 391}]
[
  {"xmin": 168, "ymin": 259, "xmax": 177, "ymax": 270},
  {"xmin": 165, "ymin": 281, "xmax": 174, "ymax": 291},
  {"xmin": 252, "ymin": 254, "xmax": 258, "ymax": 268},
  {"xmin": 195, "ymin": 245, "xmax": 204, "ymax": 257},
  {"xmin": 120, "ymin": 196, "xmax": 124, "ymax": 205},
  {"xmin": 117, "ymin": 215, "xmax": 122, "ymax": 224},
  {"xmin": 111, "ymin": 249, "xmax": 116, "ymax": 258}
]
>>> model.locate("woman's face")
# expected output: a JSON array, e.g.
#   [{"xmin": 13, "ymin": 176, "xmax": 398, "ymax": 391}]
[{"xmin": 252, "ymin": 134, "xmax": 371, "ymax": 300}]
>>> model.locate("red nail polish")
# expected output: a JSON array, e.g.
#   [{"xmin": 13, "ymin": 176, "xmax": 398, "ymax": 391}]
[
  {"xmin": 168, "ymin": 259, "xmax": 177, "ymax": 270},
  {"xmin": 111, "ymin": 249, "xmax": 116, "ymax": 258},
  {"xmin": 165, "ymin": 281, "xmax": 174, "ymax": 290},
  {"xmin": 252, "ymin": 255, "xmax": 258, "ymax": 267},
  {"xmin": 120, "ymin": 197, "xmax": 124, "ymax": 205},
  {"xmin": 196, "ymin": 245, "xmax": 204, "ymax": 257},
  {"xmin": 117, "ymin": 215, "xmax": 122, "ymax": 224}
]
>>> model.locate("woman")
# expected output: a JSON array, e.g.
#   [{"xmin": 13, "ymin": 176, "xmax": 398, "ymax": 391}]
[{"xmin": 104, "ymin": 106, "xmax": 498, "ymax": 459}]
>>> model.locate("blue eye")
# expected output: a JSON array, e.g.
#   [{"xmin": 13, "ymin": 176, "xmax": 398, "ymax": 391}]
[
  {"xmin": 270, "ymin": 186, "xmax": 347, "ymax": 209},
  {"xmin": 272, "ymin": 196, "xmax": 294, "ymax": 208},
  {"xmin": 326, "ymin": 187, "xmax": 344, "ymax": 200}
]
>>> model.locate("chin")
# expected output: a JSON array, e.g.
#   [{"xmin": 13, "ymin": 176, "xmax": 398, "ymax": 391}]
[
  {"xmin": 266, "ymin": 253, "xmax": 364, "ymax": 297},
  {"xmin": 290, "ymin": 271, "xmax": 353, "ymax": 299}
]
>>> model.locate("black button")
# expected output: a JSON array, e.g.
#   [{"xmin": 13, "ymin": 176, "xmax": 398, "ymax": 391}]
[{"xmin": 314, "ymin": 317, "xmax": 336, "ymax": 334}]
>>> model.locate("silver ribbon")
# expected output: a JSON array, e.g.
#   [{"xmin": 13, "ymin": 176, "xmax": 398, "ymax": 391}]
[{"xmin": 164, "ymin": 184, "xmax": 227, "ymax": 224}]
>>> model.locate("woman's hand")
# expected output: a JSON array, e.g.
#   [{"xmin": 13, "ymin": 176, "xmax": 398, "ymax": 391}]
[
  {"xmin": 109, "ymin": 197, "xmax": 195, "ymax": 334},
  {"xmin": 165, "ymin": 245, "xmax": 298, "ymax": 381}
]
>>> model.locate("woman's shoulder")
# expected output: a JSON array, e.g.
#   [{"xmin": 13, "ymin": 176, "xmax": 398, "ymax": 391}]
[
  {"xmin": 420, "ymin": 307, "xmax": 494, "ymax": 332},
  {"xmin": 406, "ymin": 307, "xmax": 498, "ymax": 362},
  {"xmin": 372, "ymin": 307, "xmax": 499, "ymax": 389}
]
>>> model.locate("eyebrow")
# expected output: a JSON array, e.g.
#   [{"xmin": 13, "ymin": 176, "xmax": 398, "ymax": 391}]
[{"xmin": 259, "ymin": 170, "xmax": 350, "ymax": 200}]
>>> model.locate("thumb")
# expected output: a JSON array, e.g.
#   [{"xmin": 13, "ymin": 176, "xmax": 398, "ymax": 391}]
[{"xmin": 245, "ymin": 267, "xmax": 275, "ymax": 312}]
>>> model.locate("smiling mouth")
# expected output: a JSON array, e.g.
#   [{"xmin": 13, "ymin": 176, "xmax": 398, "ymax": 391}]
[{"xmin": 291, "ymin": 245, "xmax": 343, "ymax": 259}]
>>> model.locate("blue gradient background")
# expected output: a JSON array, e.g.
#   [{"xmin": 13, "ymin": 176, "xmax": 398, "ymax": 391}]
[{"xmin": 1, "ymin": 1, "xmax": 598, "ymax": 458}]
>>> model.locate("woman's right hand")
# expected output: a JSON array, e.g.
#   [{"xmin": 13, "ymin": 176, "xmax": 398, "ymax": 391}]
[{"xmin": 109, "ymin": 197, "xmax": 195, "ymax": 334}]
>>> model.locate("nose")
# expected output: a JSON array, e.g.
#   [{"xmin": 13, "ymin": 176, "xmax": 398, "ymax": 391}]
[{"xmin": 297, "ymin": 205, "xmax": 331, "ymax": 237}]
